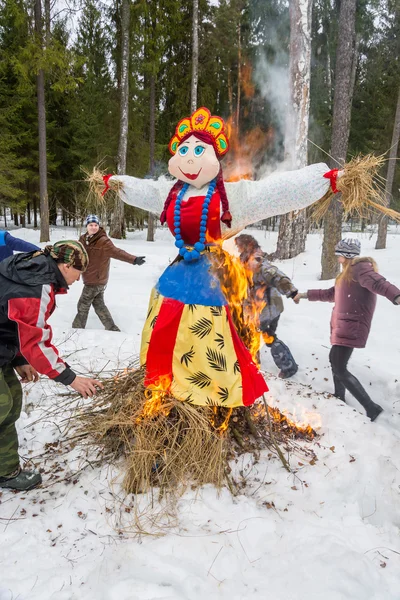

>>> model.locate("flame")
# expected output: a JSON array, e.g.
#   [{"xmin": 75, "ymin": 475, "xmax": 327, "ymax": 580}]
[
  {"xmin": 210, "ymin": 246, "xmax": 263, "ymax": 366},
  {"xmin": 223, "ymin": 65, "xmax": 274, "ymax": 182},
  {"xmin": 138, "ymin": 375, "xmax": 172, "ymax": 422},
  {"xmin": 210, "ymin": 407, "xmax": 233, "ymax": 433}
]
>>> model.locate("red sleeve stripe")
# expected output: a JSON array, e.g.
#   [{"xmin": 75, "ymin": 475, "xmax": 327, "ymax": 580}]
[{"xmin": 8, "ymin": 284, "xmax": 66, "ymax": 379}]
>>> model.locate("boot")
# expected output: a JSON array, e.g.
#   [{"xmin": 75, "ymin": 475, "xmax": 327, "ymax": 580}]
[
  {"xmin": 270, "ymin": 339, "xmax": 298, "ymax": 379},
  {"xmin": 0, "ymin": 467, "xmax": 42, "ymax": 491},
  {"xmin": 107, "ymin": 325, "xmax": 121, "ymax": 332},
  {"xmin": 367, "ymin": 403, "xmax": 383, "ymax": 422}
]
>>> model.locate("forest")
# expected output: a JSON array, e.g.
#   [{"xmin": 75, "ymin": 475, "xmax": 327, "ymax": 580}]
[{"xmin": 0, "ymin": 0, "xmax": 399, "ymax": 277}]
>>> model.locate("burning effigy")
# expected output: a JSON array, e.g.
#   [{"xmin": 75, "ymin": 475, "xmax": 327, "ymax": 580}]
[{"xmin": 80, "ymin": 107, "xmax": 399, "ymax": 521}]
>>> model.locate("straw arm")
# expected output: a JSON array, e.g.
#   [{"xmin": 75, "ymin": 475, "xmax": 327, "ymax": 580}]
[
  {"xmin": 222, "ymin": 163, "xmax": 331, "ymax": 237},
  {"xmin": 109, "ymin": 175, "xmax": 174, "ymax": 217}
]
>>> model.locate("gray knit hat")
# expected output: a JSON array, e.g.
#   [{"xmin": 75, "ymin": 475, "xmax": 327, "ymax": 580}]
[{"xmin": 335, "ymin": 238, "xmax": 361, "ymax": 259}]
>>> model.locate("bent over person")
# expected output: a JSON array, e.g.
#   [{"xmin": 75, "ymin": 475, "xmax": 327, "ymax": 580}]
[
  {"xmin": 72, "ymin": 215, "xmax": 145, "ymax": 331},
  {"xmin": 0, "ymin": 241, "xmax": 102, "ymax": 491}
]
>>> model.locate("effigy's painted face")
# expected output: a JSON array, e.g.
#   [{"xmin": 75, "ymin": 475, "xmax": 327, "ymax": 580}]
[{"xmin": 168, "ymin": 135, "xmax": 220, "ymax": 189}]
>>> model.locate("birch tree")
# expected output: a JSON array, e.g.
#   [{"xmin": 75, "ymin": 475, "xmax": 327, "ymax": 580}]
[
  {"xmin": 320, "ymin": 0, "xmax": 357, "ymax": 279},
  {"xmin": 191, "ymin": 0, "xmax": 199, "ymax": 112},
  {"xmin": 276, "ymin": 0, "xmax": 312, "ymax": 259},
  {"xmin": 375, "ymin": 87, "xmax": 400, "ymax": 250},
  {"xmin": 109, "ymin": 0, "xmax": 130, "ymax": 239}
]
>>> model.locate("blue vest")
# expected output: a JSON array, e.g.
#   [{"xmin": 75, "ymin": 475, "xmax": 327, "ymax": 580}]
[
  {"xmin": 0, "ymin": 231, "xmax": 12, "ymax": 261},
  {"xmin": 0, "ymin": 231, "xmax": 6, "ymax": 246}
]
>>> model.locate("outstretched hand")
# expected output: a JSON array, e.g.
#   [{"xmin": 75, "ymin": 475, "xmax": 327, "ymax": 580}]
[
  {"xmin": 293, "ymin": 292, "xmax": 307, "ymax": 304},
  {"xmin": 133, "ymin": 256, "xmax": 146, "ymax": 266},
  {"xmin": 70, "ymin": 376, "xmax": 104, "ymax": 398},
  {"xmin": 395, "ymin": 296, "xmax": 400, "ymax": 305}
]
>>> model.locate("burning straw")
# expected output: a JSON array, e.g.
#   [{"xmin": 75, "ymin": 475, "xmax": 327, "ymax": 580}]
[
  {"xmin": 312, "ymin": 154, "xmax": 400, "ymax": 223},
  {"xmin": 71, "ymin": 366, "xmax": 316, "ymax": 508}
]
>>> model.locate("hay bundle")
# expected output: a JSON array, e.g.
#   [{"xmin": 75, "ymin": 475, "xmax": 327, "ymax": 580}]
[
  {"xmin": 312, "ymin": 154, "xmax": 400, "ymax": 222},
  {"xmin": 84, "ymin": 167, "xmax": 124, "ymax": 205}
]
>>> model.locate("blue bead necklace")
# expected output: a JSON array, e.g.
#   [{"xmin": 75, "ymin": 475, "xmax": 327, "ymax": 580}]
[{"xmin": 174, "ymin": 178, "xmax": 217, "ymax": 262}]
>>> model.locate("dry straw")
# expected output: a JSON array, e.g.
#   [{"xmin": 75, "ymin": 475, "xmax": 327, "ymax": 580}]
[
  {"xmin": 83, "ymin": 167, "xmax": 124, "ymax": 206},
  {"xmin": 311, "ymin": 154, "xmax": 400, "ymax": 223}
]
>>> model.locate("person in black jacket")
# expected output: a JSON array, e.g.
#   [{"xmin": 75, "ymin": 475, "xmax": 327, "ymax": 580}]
[{"xmin": 0, "ymin": 241, "xmax": 102, "ymax": 491}]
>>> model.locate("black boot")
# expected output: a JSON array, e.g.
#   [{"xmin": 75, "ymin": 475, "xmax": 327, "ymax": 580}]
[
  {"xmin": 0, "ymin": 467, "xmax": 42, "ymax": 491},
  {"xmin": 333, "ymin": 374, "xmax": 346, "ymax": 402},
  {"xmin": 270, "ymin": 339, "xmax": 298, "ymax": 379}
]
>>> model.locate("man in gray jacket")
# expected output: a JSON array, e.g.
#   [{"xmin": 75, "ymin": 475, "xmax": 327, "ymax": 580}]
[{"xmin": 235, "ymin": 234, "xmax": 298, "ymax": 378}]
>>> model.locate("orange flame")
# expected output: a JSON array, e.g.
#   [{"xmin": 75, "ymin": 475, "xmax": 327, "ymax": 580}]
[
  {"xmin": 223, "ymin": 65, "xmax": 274, "ymax": 182},
  {"xmin": 138, "ymin": 375, "xmax": 172, "ymax": 422},
  {"xmin": 210, "ymin": 407, "xmax": 233, "ymax": 433},
  {"xmin": 211, "ymin": 246, "xmax": 263, "ymax": 366}
]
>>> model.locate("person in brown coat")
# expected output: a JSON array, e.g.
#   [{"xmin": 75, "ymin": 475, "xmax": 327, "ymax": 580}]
[
  {"xmin": 72, "ymin": 215, "xmax": 145, "ymax": 331},
  {"xmin": 295, "ymin": 238, "xmax": 400, "ymax": 421}
]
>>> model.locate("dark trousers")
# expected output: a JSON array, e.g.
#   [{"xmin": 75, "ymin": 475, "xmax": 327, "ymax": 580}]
[
  {"xmin": 0, "ymin": 365, "xmax": 22, "ymax": 477},
  {"xmin": 263, "ymin": 317, "xmax": 298, "ymax": 376},
  {"xmin": 329, "ymin": 345, "xmax": 380, "ymax": 418},
  {"xmin": 72, "ymin": 284, "xmax": 116, "ymax": 330}
]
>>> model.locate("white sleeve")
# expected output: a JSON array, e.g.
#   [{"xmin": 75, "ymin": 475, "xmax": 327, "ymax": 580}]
[
  {"xmin": 109, "ymin": 175, "xmax": 174, "ymax": 217},
  {"xmin": 221, "ymin": 163, "xmax": 331, "ymax": 238}
]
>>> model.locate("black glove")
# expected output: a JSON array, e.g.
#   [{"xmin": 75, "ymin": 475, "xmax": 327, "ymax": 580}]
[{"xmin": 133, "ymin": 256, "xmax": 146, "ymax": 266}]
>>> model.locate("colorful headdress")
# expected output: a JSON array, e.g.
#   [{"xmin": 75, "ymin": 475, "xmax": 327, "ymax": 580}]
[{"xmin": 169, "ymin": 107, "xmax": 229, "ymax": 157}]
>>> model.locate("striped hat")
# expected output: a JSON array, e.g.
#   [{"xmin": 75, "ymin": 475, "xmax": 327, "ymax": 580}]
[
  {"xmin": 44, "ymin": 240, "xmax": 89, "ymax": 272},
  {"xmin": 86, "ymin": 214, "xmax": 100, "ymax": 226},
  {"xmin": 335, "ymin": 238, "xmax": 361, "ymax": 259}
]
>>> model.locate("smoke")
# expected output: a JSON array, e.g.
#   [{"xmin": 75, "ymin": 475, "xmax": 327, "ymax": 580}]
[{"xmin": 254, "ymin": 53, "xmax": 289, "ymax": 136}]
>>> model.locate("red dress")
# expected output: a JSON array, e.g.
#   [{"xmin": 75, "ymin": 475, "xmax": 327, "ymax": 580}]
[{"xmin": 140, "ymin": 189, "xmax": 268, "ymax": 407}]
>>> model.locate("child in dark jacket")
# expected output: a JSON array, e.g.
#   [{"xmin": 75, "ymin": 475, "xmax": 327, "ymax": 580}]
[
  {"xmin": 235, "ymin": 234, "xmax": 298, "ymax": 378},
  {"xmin": 295, "ymin": 238, "xmax": 400, "ymax": 421},
  {"xmin": 0, "ymin": 230, "xmax": 39, "ymax": 262}
]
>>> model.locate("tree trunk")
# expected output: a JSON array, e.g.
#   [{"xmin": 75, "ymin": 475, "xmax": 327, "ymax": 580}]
[
  {"xmin": 376, "ymin": 86, "xmax": 400, "ymax": 249},
  {"xmin": 109, "ymin": 0, "xmax": 130, "ymax": 240},
  {"xmin": 33, "ymin": 198, "xmax": 38, "ymax": 228},
  {"xmin": 35, "ymin": 0, "xmax": 50, "ymax": 243},
  {"xmin": 13, "ymin": 212, "xmax": 19, "ymax": 226},
  {"xmin": 20, "ymin": 213, "xmax": 26, "ymax": 228},
  {"xmin": 236, "ymin": 19, "xmax": 241, "ymax": 135},
  {"xmin": 3, "ymin": 207, "xmax": 7, "ymax": 228},
  {"xmin": 276, "ymin": 0, "xmax": 313, "ymax": 259},
  {"xmin": 321, "ymin": 0, "xmax": 357, "ymax": 279},
  {"xmin": 147, "ymin": 73, "xmax": 156, "ymax": 242},
  {"xmin": 27, "ymin": 203, "xmax": 31, "ymax": 225},
  {"xmin": 191, "ymin": 0, "xmax": 199, "ymax": 112}
]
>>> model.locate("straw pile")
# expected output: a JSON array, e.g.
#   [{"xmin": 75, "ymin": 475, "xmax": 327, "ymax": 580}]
[{"xmin": 72, "ymin": 366, "xmax": 316, "ymax": 498}]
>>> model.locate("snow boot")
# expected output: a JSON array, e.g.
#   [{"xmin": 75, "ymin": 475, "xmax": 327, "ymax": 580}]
[
  {"xmin": 108, "ymin": 325, "xmax": 121, "ymax": 332},
  {"xmin": 368, "ymin": 404, "xmax": 383, "ymax": 422},
  {"xmin": 0, "ymin": 467, "xmax": 42, "ymax": 491},
  {"xmin": 270, "ymin": 339, "xmax": 298, "ymax": 379}
]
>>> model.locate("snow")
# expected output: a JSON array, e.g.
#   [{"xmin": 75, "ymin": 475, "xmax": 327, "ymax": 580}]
[{"xmin": 1, "ymin": 225, "xmax": 400, "ymax": 600}]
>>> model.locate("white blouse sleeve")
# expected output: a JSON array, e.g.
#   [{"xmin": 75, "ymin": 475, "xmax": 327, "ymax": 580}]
[
  {"xmin": 109, "ymin": 175, "xmax": 174, "ymax": 217},
  {"xmin": 221, "ymin": 163, "xmax": 331, "ymax": 238}
]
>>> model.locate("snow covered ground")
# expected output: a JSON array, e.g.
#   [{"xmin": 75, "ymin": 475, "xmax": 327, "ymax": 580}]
[{"xmin": 1, "ymin": 225, "xmax": 400, "ymax": 600}]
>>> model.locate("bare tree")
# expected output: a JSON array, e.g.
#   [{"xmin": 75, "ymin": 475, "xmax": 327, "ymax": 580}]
[
  {"xmin": 321, "ymin": 0, "xmax": 357, "ymax": 279},
  {"xmin": 276, "ymin": 0, "xmax": 313, "ymax": 259},
  {"xmin": 147, "ymin": 71, "xmax": 156, "ymax": 242},
  {"xmin": 376, "ymin": 87, "xmax": 400, "ymax": 250},
  {"xmin": 35, "ymin": 0, "xmax": 49, "ymax": 242},
  {"xmin": 109, "ymin": 0, "xmax": 130, "ymax": 239},
  {"xmin": 191, "ymin": 0, "xmax": 199, "ymax": 112}
]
